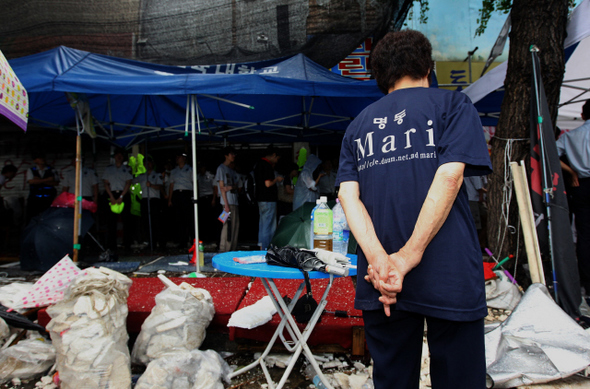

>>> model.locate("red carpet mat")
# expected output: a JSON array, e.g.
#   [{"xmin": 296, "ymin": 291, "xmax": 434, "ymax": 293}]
[
  {"xmin": 229, "ymin": 277, "xmax": 363, "ymax": 349},
  {"xmin": 37, "ymin": 276, "xmax": 251, "ymax": 334}
]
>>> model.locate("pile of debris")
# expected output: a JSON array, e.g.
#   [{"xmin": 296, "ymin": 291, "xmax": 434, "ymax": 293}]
[
  {"xmin": 2, "ymin": 254, "xmax": 590, "ymax": 389},
  {"xmin": 0, "ymin": 256, "xmax": 230, "ymax": 389}
]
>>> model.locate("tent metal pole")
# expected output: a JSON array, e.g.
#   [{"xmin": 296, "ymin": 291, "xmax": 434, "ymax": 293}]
[
  {"xmin": 145, "ymin": 138, "xmax": 153, "ymax": 253},
  {"xmin": 191, "ymin": 95, "xmax": 203, "ymax": 275},
  {"xmin": 185, "ymin": 95, "xmax": 190, "ymax": 136},
  {"xmin": 531, "ymin": 47, "xmax": 558, "ymax": 301},
  {"xmin": 107, "ymin": 95, "xmax": 114, "ymax": 139},
  {"xmin": 197, "ymin": 93, "xmax": 254, "ymax": 110},
  {"xmin": 73, "ymin": 114, "xmax": 83, "ymax": 263}
]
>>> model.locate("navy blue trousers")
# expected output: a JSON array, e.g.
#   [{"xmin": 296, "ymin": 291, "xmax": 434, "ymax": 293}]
[{"xmin": 363, "ymin": 309, "xmax": 486, "ymax": 389}]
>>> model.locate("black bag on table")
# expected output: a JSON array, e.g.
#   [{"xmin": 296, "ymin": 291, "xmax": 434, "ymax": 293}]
[{"xmin": 266, "ymin": 245, "xmax": 321, "ymax": 323}]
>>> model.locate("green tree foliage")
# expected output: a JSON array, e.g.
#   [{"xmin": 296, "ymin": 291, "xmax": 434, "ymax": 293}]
[
  {"xmin": 404, "ymin": 1, "xmax": 430, "ymax": 25},
  {"xmin": 475, "ymin": 0, "xmax": 512, "ymax": 36},
  {"xmin": 476, "ymin": 0, "xmax": 576, "ymax": 36}
]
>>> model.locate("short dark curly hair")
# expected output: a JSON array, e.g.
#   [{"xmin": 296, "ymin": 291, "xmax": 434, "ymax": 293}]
[{"xmin": 370, "ymin": 30, "xmax": 434, "ymax": 94}]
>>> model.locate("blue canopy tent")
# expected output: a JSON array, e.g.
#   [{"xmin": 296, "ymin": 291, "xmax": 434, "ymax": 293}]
[
  {"xmin": 9, "ymin": 46, "xmax": 382, "ymax": 270},
  {"xmin": 9, "ymin": 46, "xmax": 383, "ymax": 146}
]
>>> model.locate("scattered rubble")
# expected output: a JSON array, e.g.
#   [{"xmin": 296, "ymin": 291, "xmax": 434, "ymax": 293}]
[
  {"xmin": 485, "ymin": 307, "xmax": 511, "ymax": 325},
  {"xmin": 4, "ymin": 262, "xmax": 590, "ymax": 389}
]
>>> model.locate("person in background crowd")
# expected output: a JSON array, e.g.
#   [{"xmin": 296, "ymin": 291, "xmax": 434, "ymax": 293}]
[
  {"xmin": 0, "ymin": 164, "xmax": 18, "ymax": 227},
  {"xmin": 162, "ymin": 158, "xmax": 174, "ymax": 199},
  {"xmin": 135, "ymin": 156, "xmax": 164, "ymax": 250},
  {"xmin": 337, "ymin": 30, "xmax": 492, "ymax": 389},
  {"xmin": 61, "ymin": 156, "xmax": 99, "ymax": 203},
  {"xmin": 215, "ymin": 146, "xmax": 240, "ymax": 252},
  {"xmin": 102, "ymin": 148, "xmax": 133, "ymax": 251},
  {"xmin": 0, "ymin": 164, "xmax": 16, "ymax": 187},
  {"xmin": 61, "ymin": 156, "xmax": 100, "ymax": 257},
  {"xmin": 197, "ymin": 161, "xmax": 218, "ymax": 244},
  {"xmin": 168, "ymin": 152, "xmax": 194, "ymax": 249},
  {"xmin": 26, "ymin": 152, "xmax": 59, "ymax": 222},
  {"xmin": 317, "ymin": 159, "xmax": 337, "ymax": 201},
  {"xmin": 254, "ymin": 146, "xmax": 284, "ymax": 250},
  {"xmin": 277, "ymin": 162, "xmax": 299, "ymax": 219},
  {"xmin": 292, "ymin": 154, "xmax": 323, "ymax": 211},
  {"xmin": 160, "ymin": 158, "xmax": 174, "ymax": 247},
  {"xmin": 557, "ymin": 99, "xmax": 590, "ymax": 296}
]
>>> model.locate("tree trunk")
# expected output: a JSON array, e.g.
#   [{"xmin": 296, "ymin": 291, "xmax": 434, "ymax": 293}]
[{"xmin": 487, "ymin": 0, "xmax": 568, "ymax": 268}]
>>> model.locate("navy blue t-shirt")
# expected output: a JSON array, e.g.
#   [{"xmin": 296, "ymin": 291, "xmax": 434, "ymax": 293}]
[{"xmin": 336, "ymin": 87, "xmax": 492, "ymax": 321}]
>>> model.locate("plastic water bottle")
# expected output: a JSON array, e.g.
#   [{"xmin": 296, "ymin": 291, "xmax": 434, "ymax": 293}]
[
  {"xmin": 312, "ymin": 375, "xmax": 328, "ymax": 388},
  {"xmin": 309, "ymin": 199, "xmax": 321, "ymax": 249},
  {"xmin": 304, "ymin": 364, "xmax": 327, "ymax": 389},
  {"xmin": 332, "ymin": 199, "xmax": 350, "ymax": 255},
  {"xmin": 313, "ymin": 196, "xmax": 333, "ymax": 251},
  {"xmin": 361, "ymin": 379, "xmax": 375, "ymax": 389}
]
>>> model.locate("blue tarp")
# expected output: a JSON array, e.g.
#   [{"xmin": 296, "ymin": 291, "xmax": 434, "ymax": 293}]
[{"xmin": 10, "ymin": 46, "xmax": 383, "ymax": 146}]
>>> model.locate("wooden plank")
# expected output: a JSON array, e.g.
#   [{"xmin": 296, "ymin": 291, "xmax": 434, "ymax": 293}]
[
  {"xmin": 351, "ymin": 326, "xmax": 365, "ymax": 356},
  {"xmin": 518, "ymin": 161, "xmax": 546, "ymax": 283},
  {"xmin": 510, "ymin": 161, "xmax": 545, "ymax": 284}
]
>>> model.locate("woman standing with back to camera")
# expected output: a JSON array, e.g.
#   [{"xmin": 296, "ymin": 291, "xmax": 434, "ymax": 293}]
[{"xmin": 336, "ymin": 30, "xmax": 492, "ymax": 388}]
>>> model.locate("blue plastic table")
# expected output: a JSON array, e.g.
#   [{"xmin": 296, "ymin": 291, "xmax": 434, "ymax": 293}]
[{"xmin": 213, "ymin": 250, "xmax": 357, "ymax": 389}]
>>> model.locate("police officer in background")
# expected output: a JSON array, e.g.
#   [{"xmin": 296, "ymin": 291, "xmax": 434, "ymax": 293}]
[
  {"xmin": 136, "ymin": 156, "xmax": 164, "ymax": 249},
  {"xmin": 197, "ymin": 161, "xmax": 218, "ymax": 244},
  {"xmin": 26, "ymin": 152, "xmax": 59, "ymax": 222},
  {"xmin": 61, "ymin": 156, "xmax": 99, "ymax": 204},
  {"xmin": 102, "ymin": 148, "xmax": 133, "ymax": 251},
  {"xmin": 168, "ymin": 152, "xmax": 194, "ymax": 248}
]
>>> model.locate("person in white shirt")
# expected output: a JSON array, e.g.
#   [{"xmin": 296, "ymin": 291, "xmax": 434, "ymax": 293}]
[
  {"xmin": 61, "ymin": 157, "xmax": 99, "ymax": 204},
  {"xmin": 317, "ymin": 159, "xmax": 337, "ymax": 201},
  {"xmin": 102, "ymin": 148, "xmax": 133, "ymax": 251},
  {"xmin": 215, "ymin": 147, "xmax": 240, "ymax": 252},
  {"xmin": 135, "ymin": 156, "xmax": 164, "ymax": 249},
  {"xmin": 26, "ymin": 152, "xmax": 59, "ymax": 222},
  {"xmin": 0, "ymin": 164, "xmax": 19, "ymax": 228},
  {"xmin": 0, "ymin": 164, "xmax": 16, "ymax": 187},
  {"xmin": 557, "ymin": 99, "xmax": 590, "ymax": 294},
  {"xmin": 197, "ymin": 161, "xmax": 218, "ymax": 244},
  {"xmin": 168, "ymin": 152, "xmax": 194, "ymax": 248}
]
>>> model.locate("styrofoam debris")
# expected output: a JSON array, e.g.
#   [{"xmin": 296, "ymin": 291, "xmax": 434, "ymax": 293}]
[
  {"xmin": 334, "ymin": 372, "xmax": 351, "ymax": 389},
  {"xmin": 313, "ymin": 354, "xmax": 330, "ymax": 363},
  {"xmin": 348, "ymin": 372, "xmax": 370, "ymax": 389},
  {"xmin": 264, "ymin": 354, "xmax": 292, "ymax": 368},
  {"xmin": 353, "ymin": 362, "xmax": 366, "ymax": 371},
  {"xmin": 322, "ymin": 359, "xmax": 344, "ymax": 369},
  {"xmin": 34, "ymin": 375, "xmax": 58, "ymax": 388}
]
